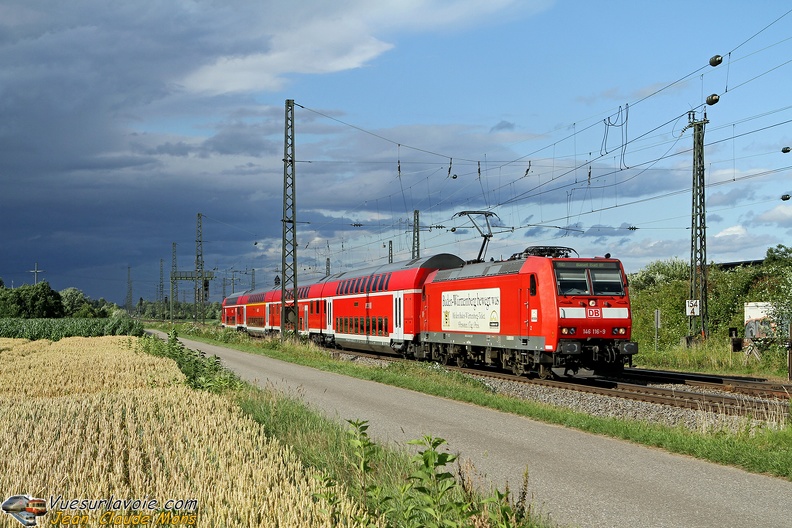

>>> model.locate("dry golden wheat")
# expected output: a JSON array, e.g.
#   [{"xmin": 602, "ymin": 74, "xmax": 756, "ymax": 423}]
[{"xmin": 0, "ymin": 336, "xmax": 374, "ymax": 527}]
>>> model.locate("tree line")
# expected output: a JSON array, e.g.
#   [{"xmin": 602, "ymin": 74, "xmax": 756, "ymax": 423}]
[
  {"xmin": 0, "ymin": 279, "xmax": 220, "ymax": 321},
  {"xmin": 628, "ymin": 244, "xmax": 792, "ymax": 348},
  {"xmin": 0, "ymin": 280, "xmax": 116, "ymax": 318}
]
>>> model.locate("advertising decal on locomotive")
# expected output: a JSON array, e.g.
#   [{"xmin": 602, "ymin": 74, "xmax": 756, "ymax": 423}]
[{"xmin": 441, "ymin": 288, "xmax": 501, "ymax": 332}]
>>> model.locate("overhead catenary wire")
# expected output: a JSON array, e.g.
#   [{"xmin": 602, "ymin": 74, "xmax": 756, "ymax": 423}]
[{"xmin": 281, "ymin": 10, "xmax": 792, "ymax": 270}]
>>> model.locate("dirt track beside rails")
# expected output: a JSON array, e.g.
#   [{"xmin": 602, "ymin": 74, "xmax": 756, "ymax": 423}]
[{"xmin": 153, "ymin": 332, "xmax": 792, "ymax": 528}]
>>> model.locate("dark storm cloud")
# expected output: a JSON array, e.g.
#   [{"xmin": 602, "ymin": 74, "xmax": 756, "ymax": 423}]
[
  {"xmin": 202, "ymin": 123, "xmax": 281, "ymax": 157},
  {"xmin": 0, "ymin": 1, "xmax": 297, "ymax": 302}
]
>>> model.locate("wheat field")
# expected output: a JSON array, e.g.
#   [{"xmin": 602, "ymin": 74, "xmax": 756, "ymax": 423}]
[{"xmin": 0, "ymin": 336, "xmax": 373, "ymax": 527}]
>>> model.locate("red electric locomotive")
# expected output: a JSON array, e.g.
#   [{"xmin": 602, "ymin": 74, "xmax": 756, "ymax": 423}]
[
  {"xmin": 417, "ymin": 246, "xmax": 636, "ymax": 377},
  {"xmin": 222, "ymin": 246, "xmax": 637, "ymax": 377}
]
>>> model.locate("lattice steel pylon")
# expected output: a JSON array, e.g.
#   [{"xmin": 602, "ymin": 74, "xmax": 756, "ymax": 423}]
[
  {"xmin": 687, "ymin": 111, "xmax": 709, "ymax": 339},
  {"xmin": 412, "ymin": 210, "xmax": 420, "ymax": 259},
  {"xmin": 170, "ymin": 243, "xmax": 177, "ymax": 323},
  {"xmin": 195, "ymin": 212, "xmax": 205, "ymax": 323},
  {"xmin": 281, "ymin": 99, "xmax": 298, "ymax": 340}
]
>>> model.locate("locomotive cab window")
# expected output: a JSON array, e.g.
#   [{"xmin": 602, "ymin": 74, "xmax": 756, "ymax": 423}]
[
  {"xmin": 555, "ymin": 268, "xmax": 590, "ymax": 295},
  {"xmin": 590, "ymin": 268, "xmax": 625, "ymax": 295},
  {"xmin": 554, "ymin": 261, "xmax": 625, "ymax": 296}
]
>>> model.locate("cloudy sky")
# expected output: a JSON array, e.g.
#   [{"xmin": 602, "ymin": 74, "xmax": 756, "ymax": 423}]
[{"xmin": 1, "ymin": 1, "xmax": 791, "ymax": 306}]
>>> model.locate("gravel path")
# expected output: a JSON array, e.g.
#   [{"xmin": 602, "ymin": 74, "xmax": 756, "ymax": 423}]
[{"xmin": 154, "ymin": 333, "xmax": 792, "ymax": 528}]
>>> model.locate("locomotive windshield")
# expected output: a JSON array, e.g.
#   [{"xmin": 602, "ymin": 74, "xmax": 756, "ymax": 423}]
[{"xmin": 554, "ymin": 261, "xmax": 625, "ymax": 296}]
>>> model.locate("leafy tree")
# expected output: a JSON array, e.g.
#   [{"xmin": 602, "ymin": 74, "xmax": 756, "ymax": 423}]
[
  {"xmin": 6, "ymin": 281, "xmax": 64, "ymax": 318},
  {"xmin": 0, "ymin": 287, "xmax": 17, "ymax": 317},
  {"xmin": 628, "ymin": 257, "xmax": 688, "ymax": 290},
  {"xmin": 764, "ymin": 243, "xmax": 792, "ymax": 265},
  {"xmin": 60, "ymin": 287, "xmax": 91, "ymax": 317},
  {"xmin": 629, "ymin": 267, "xmax": 690, "ymax": 350},
  {"xmin": 707, "ymin": 263, "xmax": 767, "ymax": 336}
]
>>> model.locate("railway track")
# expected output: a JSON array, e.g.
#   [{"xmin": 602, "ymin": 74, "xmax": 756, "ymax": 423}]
[
  {"xmin": 453, "ymin": 367, "xmax": 790, "ymax": 421},
  {"xmin": 335, "ymin": 350, "xmax": 790, "ymax": 422},
  {"xmin": 620, "ymin": 367, "xmax": 792, "ymax": 400}
]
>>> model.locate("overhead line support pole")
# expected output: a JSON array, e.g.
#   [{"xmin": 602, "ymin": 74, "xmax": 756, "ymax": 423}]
[
  {"xmin": 688, "ymin": 111, "xmax": 709, "ymax": 340},
  {"xmin": 281, "ymin": 99, "xmax": 298, "ymax": 341}
]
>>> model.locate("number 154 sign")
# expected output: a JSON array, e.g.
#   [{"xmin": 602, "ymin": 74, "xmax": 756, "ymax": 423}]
[{"xmin": 686, "ymin": 300, "xmax": 700, "ymax": 316}]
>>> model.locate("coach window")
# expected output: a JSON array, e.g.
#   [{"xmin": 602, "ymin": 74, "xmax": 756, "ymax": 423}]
[{"xmin": 530, "ymin": 275, "xmax": 537, "ymax": 296}]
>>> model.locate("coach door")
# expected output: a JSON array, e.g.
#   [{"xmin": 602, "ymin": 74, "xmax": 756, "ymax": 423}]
[
  {"xmin": 392, "ymin": 292, "xmax": 404, "ymax": 341},
  {"xmin": 326, "ymin": 300, "xmax": 333, "ymax": 331}
]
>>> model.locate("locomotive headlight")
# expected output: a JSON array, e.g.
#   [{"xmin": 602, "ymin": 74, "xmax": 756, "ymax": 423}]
[
  {"xmin": 612, "ymin": 327, "xmax": 626, "ymax": 335},
  {"xmin": 588, "ymin": 299, "xmax": 596, "ymax": 307},
  {"xmin": 561, "ymin": 327, "xmax": 576, "ymax": 335}
]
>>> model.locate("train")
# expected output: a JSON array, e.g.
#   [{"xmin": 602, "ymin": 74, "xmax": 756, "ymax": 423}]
[{"xmin": 221, "ymin": 246, "xmax": 637, "ymax": 377}]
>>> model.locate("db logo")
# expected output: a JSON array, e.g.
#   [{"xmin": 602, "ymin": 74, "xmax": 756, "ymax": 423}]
[{"xmin": 586, "ymin": 308, "xmax": 602, "ymax": 318}]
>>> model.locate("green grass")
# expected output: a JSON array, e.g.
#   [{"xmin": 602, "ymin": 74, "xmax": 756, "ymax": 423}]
[
  {"xmin": 635, "ymin": 337, "xmax": 790, "ymax": 380},
  {"xmin": 138, "ymin": 329, "xmax": 550, "ymax": 527},
  {"xmin": 149, "ymin": 323, "xmax": 792, "ymax": 482}
]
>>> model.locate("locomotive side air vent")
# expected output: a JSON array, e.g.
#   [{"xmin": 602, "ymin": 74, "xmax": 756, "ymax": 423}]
[{"xmin": 509, "ymin": 246, "xmax": 579, "ymax": 260}]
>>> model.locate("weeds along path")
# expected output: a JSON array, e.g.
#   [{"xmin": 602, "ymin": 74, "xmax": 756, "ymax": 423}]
[{"xmin": 157, "ymin": 332, "xmax": 792, "ymax": 528}]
